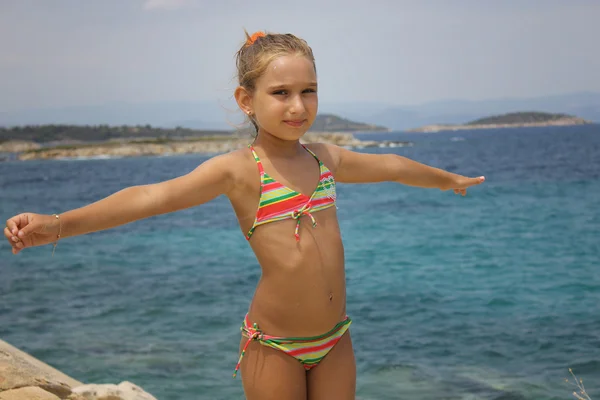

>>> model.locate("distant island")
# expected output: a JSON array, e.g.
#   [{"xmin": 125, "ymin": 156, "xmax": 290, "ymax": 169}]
[
  {"xmin": 0, "ymin": 114, "xmax": 400, "ymax": 161},
  {"xmin": 407, "ymin": 111, "xmax": 592, "ymax": 133},
  {"xmin": 309, "ymin": 114, "xmax": 389, "ymax": 132}
]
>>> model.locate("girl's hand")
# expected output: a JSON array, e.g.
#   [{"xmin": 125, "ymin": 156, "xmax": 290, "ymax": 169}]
[
  {"xmin": 4, "ymin": 213, "xmax": 61, "ymax": 255},
  {"xmin": 446, "ymin": 175, "xmax": 485, "ymax": 196}
]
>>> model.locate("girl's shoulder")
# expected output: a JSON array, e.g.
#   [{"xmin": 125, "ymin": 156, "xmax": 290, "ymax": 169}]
[
  {"xmin": 303, "ymin": 142, "xmax": 342, "ymax": 174},
  {"xmin": 224, "ymin": 146, "xmax": 254, "ymax": 163},
  {"xmin": 203, "ymin": 147, "xmax": 252, "ymax": 172},
  {"xmin": 220, "ymin": 146, "xmax": 263, "ymax": 185}
]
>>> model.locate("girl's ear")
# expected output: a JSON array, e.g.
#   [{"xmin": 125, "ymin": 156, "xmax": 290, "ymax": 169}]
[{"xmin": 234, "ymin": 86, "xmax": 253, "ymax": 115}]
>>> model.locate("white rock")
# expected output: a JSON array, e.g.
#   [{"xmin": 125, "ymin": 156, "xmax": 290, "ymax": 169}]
[{"xmin": 71, "ymin": 381, "xmax": 157, "ymax": 400}]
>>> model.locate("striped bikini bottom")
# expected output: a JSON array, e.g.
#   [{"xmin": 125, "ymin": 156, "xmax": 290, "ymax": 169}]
[{"xmin": 233, "ymin": 314, "xmax": 352, "ymax": 378}]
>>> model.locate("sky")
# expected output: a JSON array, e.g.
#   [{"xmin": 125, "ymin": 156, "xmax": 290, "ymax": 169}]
[{"xmin": 1, "ymin": 0, "xmax": 599, "ymax": 112}]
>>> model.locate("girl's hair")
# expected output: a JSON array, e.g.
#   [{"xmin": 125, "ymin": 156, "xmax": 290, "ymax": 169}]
[{"xmin": 235, "ymin": 30, "xmax": 316, "ymax": 133}]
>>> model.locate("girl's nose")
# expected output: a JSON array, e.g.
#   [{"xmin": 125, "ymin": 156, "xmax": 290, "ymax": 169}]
[{"xmin": 289, "ymin": 95, "xmax": 306, "ymax": 114}]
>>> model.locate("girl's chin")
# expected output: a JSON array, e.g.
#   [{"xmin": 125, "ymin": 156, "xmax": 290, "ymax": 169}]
[{"xmin": 259, "ymin": 125, "xmax": 310, "ymax": 140}]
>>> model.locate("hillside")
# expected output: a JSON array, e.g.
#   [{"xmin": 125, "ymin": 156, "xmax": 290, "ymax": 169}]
[
  {"xmin": 309, "ymin": 114, "xmax": 388, "ymax": 132},
  {"xmin": 0, "ymin": 125, "xmax": 230, "ymax": 144},
  {"xmin": 0, "ymin": 114, "xmax": 386, "ymax": 144},
  {"xmin": 467, "ymin": 111, "xmax": 583, "ymax": 125},
  {"xmin": 406, "ymin": 111, "xmax": 591, "ymax": 133}
]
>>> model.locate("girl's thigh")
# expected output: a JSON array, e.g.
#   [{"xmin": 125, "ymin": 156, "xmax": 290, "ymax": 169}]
[
  {"xmin": 240, "ymin": 339, "xmax": 307, "ymax": 400},
  {"xmin": 306, "ymin": 331, "xmax": 356, "ymax": 400}
]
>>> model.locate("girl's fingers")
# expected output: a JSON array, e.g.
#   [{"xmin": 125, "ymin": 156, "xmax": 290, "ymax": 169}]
[
  {"xmin": 7, "ymin": 214, "xmax": 27, "ymax": 234},
  {"xmin": 5, "ymin": 226, "xmax": 27, "ymax": 254},
  {"xmin": 455, "ymin": 176, "xmax": 485, "ymax": 190},
  {"xmin": 473, "ymin": 176, "xmax": 485, "ymax": 185},
  {"xmin": 16, "ymin": 218, "xmax": 41, "ymax": 239},
  {"xmin": 4, "ymin": 227, "xmax": 18, "ymax": 246},
  {"xmin": 6, "ymin": 220, "xmax": 17, "ymax": 234}
]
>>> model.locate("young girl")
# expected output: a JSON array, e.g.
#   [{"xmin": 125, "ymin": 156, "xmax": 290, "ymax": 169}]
[{"xmin": 4, "ymin": 31, "xmax": 484, "ymax": 399}]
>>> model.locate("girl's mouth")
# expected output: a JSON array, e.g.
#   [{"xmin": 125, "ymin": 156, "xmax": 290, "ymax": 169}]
[{"xmin": 284, "ymin": 120, "xmax": 306, "ymax": 127}]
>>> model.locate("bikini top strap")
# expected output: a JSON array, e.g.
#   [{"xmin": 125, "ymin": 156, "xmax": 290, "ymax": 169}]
[
  {"xmin": 301, "ymin": 144, "xmax": 322, "ymax": 165},
  {"xmin": 248, "ymin": 144, "xmax": 265, "ymax": 175}
]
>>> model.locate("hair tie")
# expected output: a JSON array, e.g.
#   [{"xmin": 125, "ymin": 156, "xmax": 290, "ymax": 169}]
[{"xmin": 246, "ymin": 31, "xmax": 266, "ymax": 47}]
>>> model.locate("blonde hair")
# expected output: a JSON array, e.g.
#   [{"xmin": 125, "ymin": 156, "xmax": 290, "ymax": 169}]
[{"xmin": 235, "ymin": 30, "xmax": 316, "ymax": 133}]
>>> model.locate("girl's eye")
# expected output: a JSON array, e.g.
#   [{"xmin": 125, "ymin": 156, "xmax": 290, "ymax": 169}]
[{"xmin": 272, "ymin": 89, "xmax": 317, "ymax": 95}]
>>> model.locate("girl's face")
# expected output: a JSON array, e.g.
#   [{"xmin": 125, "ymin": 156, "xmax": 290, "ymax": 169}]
[{"xmin": 251, "ymin": 54, "xmax": 318, "ymax": 141}]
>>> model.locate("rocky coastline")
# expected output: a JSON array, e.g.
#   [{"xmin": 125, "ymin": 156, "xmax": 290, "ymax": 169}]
[
  {"xmin": 406, "ymin": 116, "xmax": 592, "ymax": 133},
  {"xmin": 0, "ymin": 338, "xmax": 156, "ymax": 400},
  {"xmin": 0, "ymin": 132, "xmax": 411, "ymax": 161}
]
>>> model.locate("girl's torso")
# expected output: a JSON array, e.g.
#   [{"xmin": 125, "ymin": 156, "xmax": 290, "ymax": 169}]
[{"xmin": 225, "ymin": 143, "xmax": 347, "ymax": 336}]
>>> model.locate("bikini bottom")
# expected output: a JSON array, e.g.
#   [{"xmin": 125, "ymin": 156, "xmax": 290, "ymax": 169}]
[{"xmin": 233, "ymin": 313, "xmax": 352, "ymax": 378}]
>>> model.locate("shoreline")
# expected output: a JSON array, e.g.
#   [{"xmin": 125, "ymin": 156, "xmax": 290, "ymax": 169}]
[
  {"xmin": 0, "ymin": 132, "xmax": 411, "ymax": 161},
  {"xmin": 406, "ymin": 117, "xmax": 593, "ymax": 133}
]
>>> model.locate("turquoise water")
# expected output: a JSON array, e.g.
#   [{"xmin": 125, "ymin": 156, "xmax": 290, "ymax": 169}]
[{"xmin": 1, "ymin": 125, "xmax": 599, "ymax": 399}]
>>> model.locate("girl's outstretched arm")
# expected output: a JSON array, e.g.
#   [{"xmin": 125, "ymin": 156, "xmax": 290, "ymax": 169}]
[
  {"xmin": 325, "ymin": 144, "xmax": 484, "ymax": 191},
  {"xmin": 4, "ymin": 152, "xmax": 237, "ymax": 254}
]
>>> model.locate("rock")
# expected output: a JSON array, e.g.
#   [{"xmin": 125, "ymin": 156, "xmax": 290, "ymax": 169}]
[
  {"xmin": 71, "ymin": 382, "xmax": 157, "ymax": 400},
  {"xmin": 0, "ymin": 339, "xmax": 82, "ymax": 398},
  {"xmin": 0, "ymin": 386, "xmax": 61, "ymax": 400},
  {"xmin": 0, "ymin": 140, "xmax": 41, "ymax": 152},
  {"xmin": 0, "ymin": 340, "xmax": 153, "ymax": 400}
]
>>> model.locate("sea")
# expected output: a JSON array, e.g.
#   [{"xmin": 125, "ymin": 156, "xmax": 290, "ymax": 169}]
[{"xmin": 1, "ymin": 124, "xmax": 599, "ymax": 400}]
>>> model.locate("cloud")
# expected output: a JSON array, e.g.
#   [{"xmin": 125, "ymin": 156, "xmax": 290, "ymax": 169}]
[{"xmin": 143, "ymin": 0, "xmax": 191, "ymax": 11}]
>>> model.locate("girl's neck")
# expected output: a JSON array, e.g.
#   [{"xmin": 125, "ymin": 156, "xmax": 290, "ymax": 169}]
[{"xmin": 252, "ymin": 130, "xmax": 305, "ymax": 158}]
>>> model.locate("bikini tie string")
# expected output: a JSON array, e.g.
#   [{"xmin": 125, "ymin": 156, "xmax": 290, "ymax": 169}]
[
  {"xmin": 292, "ymin": 204, "xmax": 317, "ymax": 242},
  {"xmin": 233, "ymin": 322, "xmax": 262, "ymax": 378}
]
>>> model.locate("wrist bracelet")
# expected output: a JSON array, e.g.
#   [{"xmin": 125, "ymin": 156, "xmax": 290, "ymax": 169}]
[{"xmin": 51, "ymin": 214, "xmax": 62, "ymax": 257}]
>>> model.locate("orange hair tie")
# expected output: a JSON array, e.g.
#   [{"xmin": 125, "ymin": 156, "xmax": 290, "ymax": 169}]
[{"xmin": 246, "ymin": 31, "xmax": 266, "ymax": 47}]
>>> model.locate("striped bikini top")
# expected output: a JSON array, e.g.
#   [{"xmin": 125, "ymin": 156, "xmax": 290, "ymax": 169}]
[{"xmin": 246, "ymin": 144, "xmax": 337, "ymax": 241}]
